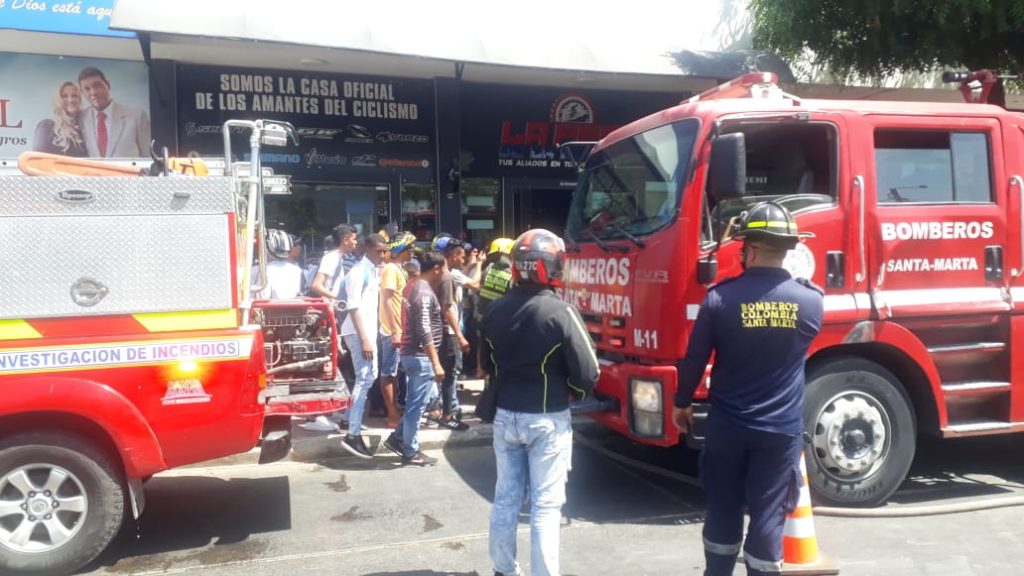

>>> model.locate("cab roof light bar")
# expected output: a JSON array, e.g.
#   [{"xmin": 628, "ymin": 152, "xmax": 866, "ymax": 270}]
[{"xmin": 685, "ymin": 72, "xmax": 801, "ymax": 105}]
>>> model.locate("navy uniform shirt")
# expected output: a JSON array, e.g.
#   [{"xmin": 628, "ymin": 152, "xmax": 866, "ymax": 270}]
[{"xmin": 674, "ymin": 267, "xmax": 824, "ymax": 434}]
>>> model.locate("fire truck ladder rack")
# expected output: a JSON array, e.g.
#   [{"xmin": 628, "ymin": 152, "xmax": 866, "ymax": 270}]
[{"xmin": 0, "ymin": 155, "xmax": 279, "ymax": 180}]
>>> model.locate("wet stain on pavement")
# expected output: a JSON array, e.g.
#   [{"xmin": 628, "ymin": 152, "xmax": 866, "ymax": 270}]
[
  {"xmin": 181, "ymin": 537, "xmax": 269, "ymax": 566},
  {"xmin": 422, "ymin": 514, "xmax": 443, "ymax": 532},
  {"xmin": 106, "ymin": 536, "xmax": 269, "ymax": 573},
  {"xmin": 332, "ymin": 505, "xmax": 372, "ymax": 522},
  {"xmin": 442, "ymin": 541, "xmax": 466, "ymax": 550},
  {"xmin": 324, "ymin": 475, "xmax": 350, "ymax": 492}
]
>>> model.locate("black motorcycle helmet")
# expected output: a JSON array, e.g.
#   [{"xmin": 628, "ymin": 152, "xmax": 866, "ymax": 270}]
[{"xmin": 732, "ymin": 201, "xmax": 807, "ymax": 249}]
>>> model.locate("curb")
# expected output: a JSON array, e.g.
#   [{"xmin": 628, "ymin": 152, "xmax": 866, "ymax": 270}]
[
  {"xmin": 185, "ymin": 414, "xmax": 602, "ymax": 469},
  {"xmin": 181, "ymin": 379, "xmax": 609, "ymax": 469}
]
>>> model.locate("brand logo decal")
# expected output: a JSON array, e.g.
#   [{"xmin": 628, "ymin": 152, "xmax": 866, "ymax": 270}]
[
  {"xmin": 56, "ymin": 189, "xmax": 96, "ymax": 204},
  {"xmin": 161, "ymin": 378, "xmax": 213, "ymax": 405}
]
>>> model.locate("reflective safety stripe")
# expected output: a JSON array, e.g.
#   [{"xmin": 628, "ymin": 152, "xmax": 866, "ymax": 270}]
[
  {"xmin": 567, "ymin": 306, "xmax": 599, "ymax": 369},
  {"xmin": 540, "ymin": 343, "xmax": 563, "ymax": 413},
  {"xmin": 744, "ymin": 551, "xmax": 783, "ymax": 572},
  {"xmin": 783, "ymin": 515, "xmax": 817, "ymax": 539},
  {"xmin": 703, "ymin": 537, "xmax": 741, "ymax": 556},
  {"xmin": 0, "ymin": 320, "xmax": 43, "ymax": 341},
  {"xmin": 875, "ymin": 287, "xmax": 1004, "ymax": 308},
  {"xmin": 133, "ymin": 309, "xmax": 238, "ymax": 332},
  {"xmin": 745, "ymin": 220, "xmax": 794, "ymax": 231}
]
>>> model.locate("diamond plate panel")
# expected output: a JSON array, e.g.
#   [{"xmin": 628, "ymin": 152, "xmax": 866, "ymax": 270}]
[
  {"xmin": 1, "ymin": 214, "xmax": 233, "ymax": 319},
  {"xmin": 0, "ymin": 176, "xmax": 236, "ymax": 217}
]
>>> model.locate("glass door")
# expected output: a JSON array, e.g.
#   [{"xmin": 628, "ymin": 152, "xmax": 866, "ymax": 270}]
[{"xmin": 462, "ymin": 177, "xmax": 502, "ymax": 245}]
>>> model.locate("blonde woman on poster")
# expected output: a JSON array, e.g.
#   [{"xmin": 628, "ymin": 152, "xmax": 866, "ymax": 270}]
[{"xmin": 32, "ymin": 81, "xmax": 87, "ymax": 157}]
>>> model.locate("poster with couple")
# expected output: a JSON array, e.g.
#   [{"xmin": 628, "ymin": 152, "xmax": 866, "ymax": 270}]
[{"xmin": 0, "ymin": 52, "xmax": 150, "ymax": 159}]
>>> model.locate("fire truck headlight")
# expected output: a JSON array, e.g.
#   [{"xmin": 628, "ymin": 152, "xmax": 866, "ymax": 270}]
[
  {"xmin": 630, "ymin": 378, "xmax": 664, "ymax": 437},
  {"xmin": 631, "ymin": 378, "xmax": 662, "ymax": 413}
]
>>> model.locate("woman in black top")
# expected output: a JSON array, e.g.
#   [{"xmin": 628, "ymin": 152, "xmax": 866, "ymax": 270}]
[{"xmin": 32, "ymin": 81, "xmax": 87, "ymax": 157}]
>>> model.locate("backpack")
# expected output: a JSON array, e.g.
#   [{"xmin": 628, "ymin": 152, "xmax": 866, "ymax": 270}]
[
  {"xmin": 334, "ymin": 264, "xmax": 372, "ymax": 328},
  {"xmin": 307, "ymin": 253, "xmax": 345, "ymax": 298}
]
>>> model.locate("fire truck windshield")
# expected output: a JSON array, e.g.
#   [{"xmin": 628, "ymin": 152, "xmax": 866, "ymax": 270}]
[{"xmin": 567, "ymin": 119, "xmax": 699, "ymax": 244}]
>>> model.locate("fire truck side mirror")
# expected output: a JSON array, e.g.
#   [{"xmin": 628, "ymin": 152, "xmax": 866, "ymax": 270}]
[
  {"xmin": 697, "ymin": 254, "xmax": 718, "ymax": 285},
  {"xmin": 708, "ymin": 133, "xmax": 747, "ymax": 200}
]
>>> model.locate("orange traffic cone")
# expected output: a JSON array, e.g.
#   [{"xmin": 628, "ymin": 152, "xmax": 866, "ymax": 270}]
[{"xmin": 782, "ymin": 452, "xmax": 839, "ymax": 575}]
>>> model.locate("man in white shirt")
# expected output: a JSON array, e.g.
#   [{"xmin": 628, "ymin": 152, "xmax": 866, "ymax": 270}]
[
  {"xmin": 311, "ymin": 224, "xmax": 359, "ymax": 300},
  {"xmin": 254, "ymin": 229, "xmax": 303, "ymax": 300},
  {"xmin": 338, "ymin": 234, "xmax": 387, "ymax": 459},
  {"xmin": 302, "ymin": 224, "xmax": 358, "ymax": 433}
]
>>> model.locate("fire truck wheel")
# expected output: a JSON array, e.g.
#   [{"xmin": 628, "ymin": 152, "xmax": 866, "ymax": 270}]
[
  {"xmin": 803, "ymin": 357, "xmax": 916, "ymax": 507},
  {"xmin": 0, "ymin": 432, "xmax": 125, "ymax": 575}
]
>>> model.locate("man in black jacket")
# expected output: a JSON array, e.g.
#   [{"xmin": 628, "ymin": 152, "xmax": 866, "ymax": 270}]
[{"xmin": 483, "ymin": 228, "xmax": 599, "ymax": 576}]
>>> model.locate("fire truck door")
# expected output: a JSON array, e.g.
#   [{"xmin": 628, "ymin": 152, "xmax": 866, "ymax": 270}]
[{"xmin": 867, "ymin": 117, "xmax": 1010, "ymax": 319}]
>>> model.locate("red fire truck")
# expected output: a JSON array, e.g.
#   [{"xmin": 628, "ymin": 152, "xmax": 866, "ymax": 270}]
[
  {"xmin": 564, "ymin": 71, "xmax": 1024, "ymax": 507},
  {"xmin": 0, "ymin": 120, "xmax": 347, "ymax": 575}
]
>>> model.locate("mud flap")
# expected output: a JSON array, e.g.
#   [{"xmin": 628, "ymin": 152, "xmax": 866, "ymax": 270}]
[
  {"xmin": 127, "ymin": 477, "xmax": 146, "ymax": 519},
  {"xmin": 258, "ymin": 415, "xmax": 292, "ymax": 464}
]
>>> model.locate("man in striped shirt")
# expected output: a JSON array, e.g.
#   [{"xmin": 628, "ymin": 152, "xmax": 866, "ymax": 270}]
[{"xmin": 383, "ymin": 251, "xmax": 447, "ymax": 466}]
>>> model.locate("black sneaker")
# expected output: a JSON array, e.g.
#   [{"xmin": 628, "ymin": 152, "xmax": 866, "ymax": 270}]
[
  {"xmin": 401, "ymin": 451, "xmax": 438, "ymax": 467},
  {"xmin": 440, "ymin": 415, "xmax": 470, "ymax": 432},
  {"xmin": 382, "ymin": 432, "xmax": 404, "ymax": 456},
  {"xmin": 340, "ymin": 434, "xmax": 373, "ymax": 459}
]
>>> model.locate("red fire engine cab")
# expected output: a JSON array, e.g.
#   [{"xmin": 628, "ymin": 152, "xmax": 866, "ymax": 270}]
[
  {"xmin": 565, "ymin": 71, "xmax": 1024, "ymax": 507},
  {"xmin": 0, "ymin": 120, "xmax": 347, "ymax": 575}
]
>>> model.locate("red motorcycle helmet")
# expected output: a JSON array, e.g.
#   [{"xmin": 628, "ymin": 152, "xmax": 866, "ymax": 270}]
[{"xmin": 511, "ymin": 228, "xmax": 566, "ymax": 287}]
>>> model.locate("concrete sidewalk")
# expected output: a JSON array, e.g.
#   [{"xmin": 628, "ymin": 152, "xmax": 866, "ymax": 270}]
[{"xmin": 196, "ymin": 377, "xmax": 495, "ymax": 467}]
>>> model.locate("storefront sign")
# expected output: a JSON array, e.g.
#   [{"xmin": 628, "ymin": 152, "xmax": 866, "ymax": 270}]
[
  {"xmin": 0, "ymin": 52, "xmax": 150, "ymax": 157},
  {"xmin": 0, "ymin": 0, "xmax": 133, "ymax": 38},
  {"xmin": 461, "ymin": 84, "xmax": 683, "ymax": 178},
  {"xmin": 177, "ymin": 64, "xmax": 436, "ymax": 182}
]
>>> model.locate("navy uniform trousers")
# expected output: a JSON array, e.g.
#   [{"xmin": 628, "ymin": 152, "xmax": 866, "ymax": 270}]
[{"xmin": 700, "ymin": 417, "xmax": 803, "ymax": 576}]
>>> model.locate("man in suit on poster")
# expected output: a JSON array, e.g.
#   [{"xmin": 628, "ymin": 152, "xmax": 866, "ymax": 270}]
[{"xmin": 77, "ymin": 66, "xmax": 151, "ymax": 158}]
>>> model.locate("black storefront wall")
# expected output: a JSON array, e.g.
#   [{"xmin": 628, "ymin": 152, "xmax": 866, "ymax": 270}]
[
  {"xmin": 175, "ymin": 63, "xmax": 438, "ymax": 240},
  {"xmin": 455, "ymin": 83, "xmax": 687, "ymax": 241},
  {"xmin": 176, "ymin": 63, "xmax": 436, "ymax": 181},
  {"xmin": 460, "ymin": 83, "xmax": 685, "ymax": 180}
]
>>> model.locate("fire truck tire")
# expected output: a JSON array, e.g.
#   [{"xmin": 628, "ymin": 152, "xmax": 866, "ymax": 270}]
[
  {"xmin": 803, "ymin": 357, "xmax": 916, "ymax": 507},
  {"xmin": 0, "ymin": 432, "xmax": 125, "ymax": 576}
]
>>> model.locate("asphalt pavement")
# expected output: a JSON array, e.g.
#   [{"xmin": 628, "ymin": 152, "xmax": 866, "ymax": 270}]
[{"xmin": 77, "ymin": 379, "xmax": 1024, "ymax": 576}]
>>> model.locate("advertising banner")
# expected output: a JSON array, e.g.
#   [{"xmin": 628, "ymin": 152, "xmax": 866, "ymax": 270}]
[
  {"xmin": 0, "ymin": 0, "xmax": 132, "ymax": 38},
  {"xmin": 460, "ymin": 83, "xmax": 684, "ymax": 178},
  {"xmin": 0, "ymin": 52, "xmax": 150, "ymax": 158},
  {"xmin": 176, "ymin": 64, "xmax": 436, "ymax": 182}
]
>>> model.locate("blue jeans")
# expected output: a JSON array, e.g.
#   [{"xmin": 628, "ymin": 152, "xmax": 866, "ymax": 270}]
[
  {"xmin": 343, "ymin": 333, "xmax": 378, "ymax": 436},
  {"xmin": 396, "ymin": 355, "xmax": 435, "ymax": 458},
  {"xmin": 490, "ymin": 408, "xmax": 572, "ymax": 576},
  {"xmin": 378, "ymin": 332, "xmax": 401, "ymax": 377}
]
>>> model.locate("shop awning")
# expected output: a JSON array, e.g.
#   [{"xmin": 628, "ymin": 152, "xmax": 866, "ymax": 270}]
[{"xmin": 110, "ymin": 0, "xmax": 753, "ymax": 77}]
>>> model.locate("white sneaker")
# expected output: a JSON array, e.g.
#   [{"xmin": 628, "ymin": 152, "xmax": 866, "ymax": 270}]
[{"xmin": 300, "ymin": 415, "xmax": 340, "ymax": 432}]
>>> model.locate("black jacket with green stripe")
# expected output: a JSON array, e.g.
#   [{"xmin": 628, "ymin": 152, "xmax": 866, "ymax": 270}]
[{"xmin": 482, "ymin": 284, "xmax": 599, "ymax": 414}]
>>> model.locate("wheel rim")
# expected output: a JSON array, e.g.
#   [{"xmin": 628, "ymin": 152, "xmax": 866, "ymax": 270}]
[
  {"xmin": 811, "ymin": 391, "xmax": 891, "ymax": 484},
  {"xmin": 0, "ymin": 464, "xmax": 88, "ymax": 554}
]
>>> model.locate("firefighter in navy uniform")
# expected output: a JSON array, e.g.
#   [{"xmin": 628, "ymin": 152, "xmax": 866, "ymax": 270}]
[{"xmin": 673, "ymin": 202, "xmax": 824, "ymax": 576}]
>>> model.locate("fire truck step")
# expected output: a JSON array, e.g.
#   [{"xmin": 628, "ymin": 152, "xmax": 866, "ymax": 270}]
[
  {"xmin": 940, "ymin": 380, "xmax": 1011, "ymax": 395},
  {"xmin": 946, "ymin": 419, "xmax": 1012, "ymax": 434}
]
